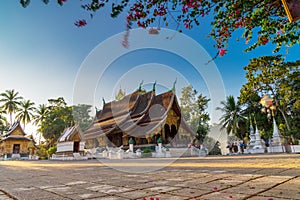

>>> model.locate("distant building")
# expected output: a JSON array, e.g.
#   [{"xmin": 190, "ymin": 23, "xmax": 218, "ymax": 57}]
[
  {"xmin": 0, "ymin": 121, "xmax": 35, "ymax": 159},
  {"xmin": 56, "ymin": 126, "xmax": 85, "ymax": 156},
  {"xmin": 84, "ymin": 85, "xmax": 195, "ymax": 148}
]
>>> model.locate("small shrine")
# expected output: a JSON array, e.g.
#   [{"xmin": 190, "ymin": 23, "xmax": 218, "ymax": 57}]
[
  {"xmin": 267, "ymin": 118, "xmax": 286, "ymax": 153},
  {"xmin": 0, "ymin": 121, "xmax": 36, "ymax": 160},
  {"xmin": 245, "ymin": 118, "xmax": 266, "ymax": 154},
  {"xmin": 56, "ymin": 125, "xmax": 85, "ymax": 157}
]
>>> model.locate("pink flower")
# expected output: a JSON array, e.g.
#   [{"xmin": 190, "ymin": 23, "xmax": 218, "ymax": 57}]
[
  {"xmin": 219, "ymin": 49, "xmax": 227, "ymax": 56},
  {"xmin": 74, "ymin": 19, "xmax": 87, "ymax": 27},
  {"xmin": 213, "ymin": 186, "xmax": 218, "ymax": 191},
  {"xmin": 182, "ymin": 6, "xmax": 188, "ymax": 13},
  {"xmin": 137, "ymin": 21, "xmax": 145, "ymax": 28},
  {"xmin": 229, "ymin": 194, "xmax": 233, "ymax": 198},
  {"xmin": 260, "ymin": 37, "xmax": 269, "ymax": 45},
  {"xmin": 184, "ymin": 21, "xmax": 191, "ymax": 29},
  {"xmin": 121, "ymin": 40, "xmax": 128, "ymax": 48},
  {"xmin": 245, "ymin": 38, "xmax": 249, "ymax": 44},
  {"xmin": 276, "ymin": 31, "xmax": 281, "ymax": 35},
  {"xmin": 268, "ymin": 198, "xmax": 273, "ymax": 200}
]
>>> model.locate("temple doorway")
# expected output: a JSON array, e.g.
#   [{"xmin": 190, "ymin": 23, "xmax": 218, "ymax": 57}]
[
  {"xmin": 13, "ymin": 144, "xmax": 20, "ymax": 154},
  {"xmin": 73, "ymin": 142, "xmax": 80, "ymax": 153},
  {"xmin": 165, "ymin": 124, "xmax": 175, "ymax": 144},
  {"xmin": 171, "ymin": 124, "xmax": 177, "ymax": 138}
]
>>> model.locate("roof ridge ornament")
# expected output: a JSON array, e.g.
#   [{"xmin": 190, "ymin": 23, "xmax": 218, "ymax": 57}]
[
  {"xmin": 102, "ymin": 98, "xmax": 106, "ymax": 106},
  {"xmin": 138, "ymin": 80, "xmax": 144, "ymax": 91},
  {"xmin": 116, "ymin": 86, "xmax": 125, "ymax": 100},
  {"xmin": 152, "ymin": 80, "xmax": 157, "ymax": 92},
  {"xmin": 172, "ymin": 78, "xmax": 177, "ymax": 92}
]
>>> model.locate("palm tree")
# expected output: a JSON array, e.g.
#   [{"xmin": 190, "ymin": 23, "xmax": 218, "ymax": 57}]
[
  {"xmin": 0, "ymin": 109, "xmax": 9, "ymax": 136},
  {"xmin": 216, "ymin": 95, "xmax": 245, "ymax": 136},
  {"xmin": 0, "ymin": 109, "xmax": 7, "ymax": 124},
  {"xmin": 15, "ymin": 100, "xmax": 36, "ymax": 131},
  {"xmin": 33, "ymin": 104, "xmax": 49, "ymax": 144},
  {"xmin": 0, "ymin": 89, "xmax": 23, "ymax": 125}
]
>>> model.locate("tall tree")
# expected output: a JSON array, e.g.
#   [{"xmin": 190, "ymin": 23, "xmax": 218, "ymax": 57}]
[
  {"xmin": 0, "ymin": 109, "xmax": 9, "ymax": 136},
  {"xmin": 40, "ymin": 97, "xmax": 74, "ymax": 146},
  {"xmin": 0, "ymin": 109, "xmax": 7, "ymax": 125},
  {"xmin": 240, "ymin": 55, "xmax": 300, "ymax": 137},
  {"xmin": 34, "ymin": 104, "xmax": 49, "ymax": 126},
  {"xmin": 72, "ymin": 104, "xmax": 93, "ymax": 131},
  {"xmin": 16, "ymin": 100, "xmax": 36, "ymax": 131},
  {"xmin": 217, "ymin": 95, "xmax": 245, "ymax": 138},
  {"xmin": 33, "ymin": 104, "xmax": 49, "ymax": 144},
  {"xmin": 0, "ymin": 89, "xmax": 23, "ymax": 125},
  {"xmin": 180, "ymin": 85, "xmax": 197, "ymax": 123},
  {"xmin": 180, "ymin": 85, "xmax": 210, "ymax": 144},
  {"xmin": 238, "ymin": 91, "xmax": 272, "ymax": 138},
  {"xmin": 194, "ymin": 93, "xmax": 210, "ymax": 144}
]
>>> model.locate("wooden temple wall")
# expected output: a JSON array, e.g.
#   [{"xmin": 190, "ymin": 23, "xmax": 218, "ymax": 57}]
[{"xmin": 0, "ymin": 140, "xmax": 30, "ymax": 155}]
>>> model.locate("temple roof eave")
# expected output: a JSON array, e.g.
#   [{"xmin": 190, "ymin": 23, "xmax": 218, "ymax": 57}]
[
  {"xmin": 1, "ymin": 136, "xmax": 32, "ymax": 142},
  {"xmin": 126, "ymin": 115, "xmax": 168, "ymax": 138}
]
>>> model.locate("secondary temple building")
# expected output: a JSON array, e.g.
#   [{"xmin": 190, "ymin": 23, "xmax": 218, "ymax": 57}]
[
  {"xmin": 0, "ymin": 121, "xmax": 36, "ymax": 159},
  {"xmin": 84, "ymin": 84, "xmax": 195, "ymax": 148},
  {"xmin": 56, "ymin": 126, "xmax": 85, "ymax": 156}
]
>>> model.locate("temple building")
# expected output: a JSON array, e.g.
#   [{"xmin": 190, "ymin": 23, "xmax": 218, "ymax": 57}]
[
  {"xmin": 84, "ymin": 83, "xmax": 195, "ymax": 148},
  {"xmin": 56, "ymin": 125, "xmax": 85, "ymax": 156},
  {"xmin": 0, "ymin": 121, "xmax": 35, "ymax": 159}
]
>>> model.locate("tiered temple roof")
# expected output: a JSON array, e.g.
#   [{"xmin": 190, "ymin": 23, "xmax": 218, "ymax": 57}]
[
  {"xmin": 83, "ymin": 86, "xmax": 195, "ymax": 146},
  {"xmin": 58, "ymin": 125, "xmax": 84, "ymax": 143},
  {"xmin": 1, "ymin": 121, "xmax": 31, "ymax": 142}
]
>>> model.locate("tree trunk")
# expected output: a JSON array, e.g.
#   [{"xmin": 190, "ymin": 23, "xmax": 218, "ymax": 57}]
[
  {"xmin": 274, "ymin": 98, "xmax": 294, "ymax": 143},
  {"xmin": 277, "ymin": 107, "xmax": 291, "ymax": 131},
  {"xmin": 277, "ymin": 107, "xmax": 294, "ymax": 143},
  {"xmin": 9, "ymin": 113, "xmax": 12, "ymax": 126},
  {"xmin": 39, "ymin": 132, "xmax": 42, "ymax": 145}
]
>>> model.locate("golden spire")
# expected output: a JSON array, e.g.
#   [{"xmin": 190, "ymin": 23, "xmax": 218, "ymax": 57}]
[{"xmin": 116, "ymin": 86, "xmax": 125, "ymax": 100}]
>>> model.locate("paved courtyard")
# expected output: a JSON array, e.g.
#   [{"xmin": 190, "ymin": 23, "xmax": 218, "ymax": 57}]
[{"xmin": 0, "ymin": 154, "xmax": 299, "ymax": 200}]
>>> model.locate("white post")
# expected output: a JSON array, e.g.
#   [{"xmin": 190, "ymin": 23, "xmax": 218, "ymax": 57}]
[
  {"xmin": 117, "ymin": 149, "xmax": 124, "ymax": 159},
  {"xmin": 129, "ymin": 137, "xmax": 134, "ymax": 152},
  {"xmin": 136, "ymin": 149, "xmax": 142, "ymax": 158},
  {"xmin": 158, "ymin": 143, "xmax": 162, "ymax": 153},
  {"xmin": 129, "ymin": 144, "xmax": 134, "ymax": 152}
]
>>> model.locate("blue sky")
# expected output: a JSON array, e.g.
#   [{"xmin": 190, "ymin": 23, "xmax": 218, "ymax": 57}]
[{"xmin": 0, "ymin": 1, "xmax": 299, "ymax": 129}]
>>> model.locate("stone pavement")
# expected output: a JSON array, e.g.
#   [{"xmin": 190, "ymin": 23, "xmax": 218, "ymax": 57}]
[{"xmin": 0, "ymin": 154, "xmax": 299, "ymax": 200}]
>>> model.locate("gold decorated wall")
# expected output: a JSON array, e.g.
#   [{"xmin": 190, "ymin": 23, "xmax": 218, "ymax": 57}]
[
  {"xmin": 0, "ymin": 140, "xmax": 30, "ymax": 155},
  {"xmin": 165, "ymin": 109, "xmax": 180, "ymax": 130}
]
